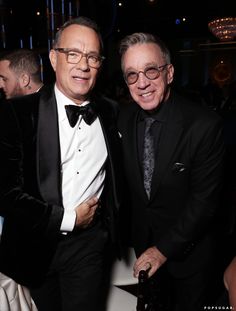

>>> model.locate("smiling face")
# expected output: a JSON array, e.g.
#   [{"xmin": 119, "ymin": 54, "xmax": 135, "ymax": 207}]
[
  {"xmin": 49, "ymin": 24, "xmax": 101, "ymax": 105},
  {"xmin": 122, "ymin": 43, "xmax": 174, "ymax": 112}
]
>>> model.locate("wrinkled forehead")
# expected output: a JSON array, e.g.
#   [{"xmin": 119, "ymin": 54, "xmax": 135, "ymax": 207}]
[{"xmin": 122, "ymin": 43, "xmax": 164, "ymax": 71}]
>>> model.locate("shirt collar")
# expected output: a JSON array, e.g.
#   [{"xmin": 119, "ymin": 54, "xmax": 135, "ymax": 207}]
[
  {"xmin": 54, "ymin": 85, "xmax": 90, "ymax": 123},
  {"xmin": 35, "ymin": 85, "xmax": 43, "ymax": 93},
  {"xmin": 138, "ymin": 93, "xmax": 172, "ymax": 122}
]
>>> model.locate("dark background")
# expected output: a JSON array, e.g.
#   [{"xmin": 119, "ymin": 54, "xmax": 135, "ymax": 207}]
[
  {"xmin": 1, "ymin": 0, "xmax": 235, "ymax": 43},
  {"xmin": 0, "ymin": 0, "xmax": 235, "ymax": 100}
]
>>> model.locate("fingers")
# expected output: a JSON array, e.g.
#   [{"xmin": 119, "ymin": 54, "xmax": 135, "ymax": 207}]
[
  {"xmin": 133, "ymin": 247, "xmax": 167, "ymax": 278},
  {"xmin": 77, "ymin": 197, "xmax": 99, "ymax": 212},
  {"xmin": 84, "ymin": 197, "xmax": 99, "ymax": 208},
  {"xmin": 146, "ymin": 262, "xmax": 152, "ymax": 270},
  {"xmin": 75, "ymin": 197, "xmax": 99, "ymax": 227},
  {"xmin": 134, "ymin": 258, "xmax": 153, "ymax": 278}
]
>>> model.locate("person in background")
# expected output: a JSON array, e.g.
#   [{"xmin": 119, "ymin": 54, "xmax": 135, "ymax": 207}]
[
  {"xmin": 0, "ymin": 48, "xmax": 44, "ymax": 311},
  {"xmin": 118, "ymin": 32, "xmax": 225, "ymax": 310},
  {"xmin": 0, "ymin": 16, "xmax": 123, "ymax": 311},
  {"xmin": 0, "ymin": 48, "xmax": 43, "ymax": 99},
  {"xmin": 224, "ymin": 256, "xmax": 236, "ymax": 309}
]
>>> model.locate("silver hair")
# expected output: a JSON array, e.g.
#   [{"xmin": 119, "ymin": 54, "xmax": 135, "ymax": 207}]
[{"xmin": 119, "ymin": 32, "xmax": 171, "ymax": 71}]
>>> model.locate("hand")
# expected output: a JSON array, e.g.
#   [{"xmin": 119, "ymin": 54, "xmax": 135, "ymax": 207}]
[
  {"xmin": 74, "ymin": 197, "xmax": 99, "ymax": 229},
  {"xmin": 133, "ymin": 246, "xmax": 167, "ymax": 278}
]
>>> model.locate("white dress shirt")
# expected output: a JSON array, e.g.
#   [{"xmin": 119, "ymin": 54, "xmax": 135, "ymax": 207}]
[{"xmin": 55, "ymin": 86, "xmax": 108, "ymax": 232}]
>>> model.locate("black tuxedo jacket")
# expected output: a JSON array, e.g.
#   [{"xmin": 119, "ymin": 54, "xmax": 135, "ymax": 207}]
[
  {"xmin": 0, "ymin": 85, "xmax": 123, "ymax": 287},
  {"xmin": 118, "ymin": 91, "xmax": 225, "ymax": 277}
]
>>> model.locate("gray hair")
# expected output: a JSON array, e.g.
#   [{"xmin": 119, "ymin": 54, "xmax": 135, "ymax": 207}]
[
  {"xmin": 119, "ymin": 32, "xmax": 171, "ymax": 70},
  {"xmin": 53, "ymin": 16, "xmax": 104, "ymax": 52}
]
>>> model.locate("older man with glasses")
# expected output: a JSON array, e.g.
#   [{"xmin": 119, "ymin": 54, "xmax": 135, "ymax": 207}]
[
  {"xmin": 118, "ymin": 32, "xmax": 225, "ymax": 310},
  {"xmin": 0, "ymin": 16, "xmax": 123, "ymax": 311}
]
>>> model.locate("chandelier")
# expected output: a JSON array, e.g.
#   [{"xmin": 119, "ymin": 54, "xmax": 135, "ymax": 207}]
[{"xmin": 208, "ymin": 17, "xmax": 236, "ymax": 41}]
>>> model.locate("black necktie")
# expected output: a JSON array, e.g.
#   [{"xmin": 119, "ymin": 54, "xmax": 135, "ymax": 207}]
[
  {"xmin": 65, "ymin": 104, "xmax": 97, "ymax": 127},
  {"xmin": 143, "ymin": 117, "xmax": 155, "ymax": 199}
]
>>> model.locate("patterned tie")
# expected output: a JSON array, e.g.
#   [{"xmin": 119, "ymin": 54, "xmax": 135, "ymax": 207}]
[
  {"xmin": 65, "ymin": 104, "xmax": 97, "ymax": 127},
  {"xmin": 143, "ymin": 117, "xmax": 155, "ymax": 199}
]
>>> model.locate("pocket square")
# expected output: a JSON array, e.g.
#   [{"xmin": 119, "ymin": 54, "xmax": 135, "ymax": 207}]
[{"xmin": 172, "ymin": 162, "xmax": 186, "ymax": 173}]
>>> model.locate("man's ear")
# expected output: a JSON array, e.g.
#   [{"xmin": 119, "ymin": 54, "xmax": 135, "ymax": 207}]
[
  {"xmin": 20, "ymin": 73, "xmax": 30, "ymax": 88},
  {"xmin": 167, "ymin": 64, "xmax": 174, "ymax": 85},
  {"xmin": 49, "ymin": 49, "xmax": 57, "ymax": 72}
]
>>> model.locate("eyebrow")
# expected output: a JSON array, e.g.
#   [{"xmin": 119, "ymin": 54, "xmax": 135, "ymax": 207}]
[
  {"xmin": 125, "ymin": 62, "xmax": 159, "ymax": 72},
  {"xmin": 61, "ymin": 48, "xmax": 100, "ymax": 55}
]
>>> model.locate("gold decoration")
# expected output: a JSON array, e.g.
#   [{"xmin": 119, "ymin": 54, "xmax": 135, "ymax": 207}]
[{"xmin": 208, "ymin": 17, "xmax": 236, "ymax": 41}]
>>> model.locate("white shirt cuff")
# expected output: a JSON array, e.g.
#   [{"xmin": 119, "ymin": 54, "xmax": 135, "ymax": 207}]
[{"xmin": 60, "ymin": 210, "xmax": 76, "ymax": 232}]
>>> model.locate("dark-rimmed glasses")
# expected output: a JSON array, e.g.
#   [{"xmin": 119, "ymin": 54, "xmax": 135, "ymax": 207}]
[
  {"xmin": 54, "ymin": 48, "xmax": 105, "ymax": 69},
  {"xmin": 124, "ymin": 64, "xmax": 168, "ymax": 85}
]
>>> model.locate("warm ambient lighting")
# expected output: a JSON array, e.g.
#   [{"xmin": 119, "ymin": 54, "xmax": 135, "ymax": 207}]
[{"xmin": 208, "ymin": 17, "xmax": 236, "ymax": 41}]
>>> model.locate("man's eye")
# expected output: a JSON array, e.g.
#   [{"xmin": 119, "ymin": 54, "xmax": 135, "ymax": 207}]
[
  {"xmin": 146, "ymin": 67, "xmax": 158, "ymax": 73},
  {"xmin": 68, "ymin": 52, "xmax": 78, "ymax": 58},
  {"xmin": 88, "ymin": 55, "xmax": 99, "ymax": 63},
  {"xmin": 127, "ymin": 72, "xmax": 137, "ymax": 78}
]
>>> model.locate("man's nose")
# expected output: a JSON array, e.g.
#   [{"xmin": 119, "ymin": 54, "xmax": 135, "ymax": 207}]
[
  {"xmin": 137, "ymin": 72, "xmax": 150, "ymax": 88},
  {"xmin": 75, "ymin": 55, "xmax": 90, "ymax": 71}
]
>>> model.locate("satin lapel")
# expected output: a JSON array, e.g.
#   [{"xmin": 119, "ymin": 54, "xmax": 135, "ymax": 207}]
[
  {"xmin": 150, "ymin": 103, "xmax": 183, "ymax": 200},
  {"xmin": 126, "ymin": 111, "xmax": 147, "ymax": 200},
  {"xmin": 36, "ymin": 87, "xmax": 62, "ymax": 205},
  {"xmin": 93, "ymin": 98, "xmax": 120, "ymax": 210}
]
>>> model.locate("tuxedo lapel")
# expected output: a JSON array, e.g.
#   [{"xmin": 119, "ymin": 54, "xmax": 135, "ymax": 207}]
[
  {"xmin": 92, "ymin": 98, "xmax": 114, "ymax": 156},
  {"xmin": 93, "ymin": 98, "xmax": 122, "ymax": 210},
  {"xmin": 126, "ymin": 111, "xmax": 148, "ymax": 200},
  {"xmin": 36, "ymin": 87, "xmax": 62, "ymax": 205}
]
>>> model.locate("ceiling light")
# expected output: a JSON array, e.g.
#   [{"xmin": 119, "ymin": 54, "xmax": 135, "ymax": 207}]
[{"xmin": 208, "ymin": 17, "xmax": 236, "ymax": 41}]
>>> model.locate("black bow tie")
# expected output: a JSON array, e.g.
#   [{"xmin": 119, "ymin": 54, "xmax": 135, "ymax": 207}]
[{"xmin": 65, "ymin": 104, "xmax": 97, "ymax": 127}]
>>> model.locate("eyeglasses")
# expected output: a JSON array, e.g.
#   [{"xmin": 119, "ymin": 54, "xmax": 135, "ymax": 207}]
[
  {"xmin": 124, "ymin": 64, "xmax": 168, "ymax": 85},
  {"xmin": 54, "ymin": 48, "xmax": 105, "ymax": 69}
]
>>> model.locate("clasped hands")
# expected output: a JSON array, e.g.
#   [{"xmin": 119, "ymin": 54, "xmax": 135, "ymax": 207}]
[{"xmin": 133, "ymin": 246, "xmax": 167, "ymax": 278}]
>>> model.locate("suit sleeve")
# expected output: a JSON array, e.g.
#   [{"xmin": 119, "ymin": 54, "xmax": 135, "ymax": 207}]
[{"xmin": 0, "ymin": 101, "xmax": 63, "ymax": 237}]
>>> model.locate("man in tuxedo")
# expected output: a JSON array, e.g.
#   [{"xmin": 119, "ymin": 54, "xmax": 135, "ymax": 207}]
[
  {"xmin": 0, "ymin": 48, "xmax": 43, "ymax": 99},
  {"xmin": 0, "ymin": 48, "xmax": 44, "ymax": 311},
  {"xmin": 118, "ymin": 32, "xmax": 225, "ymax": 310},
  {"xmin": 0, "ymin": 17, "xmax": 123, "ymax": 311}
]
